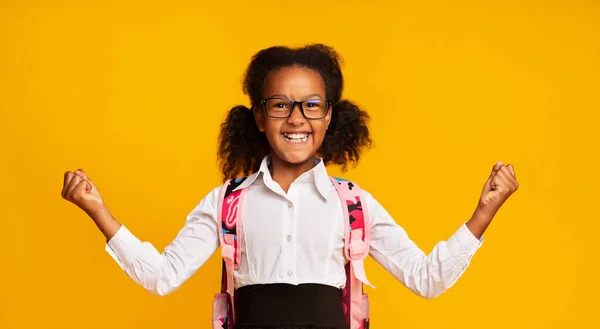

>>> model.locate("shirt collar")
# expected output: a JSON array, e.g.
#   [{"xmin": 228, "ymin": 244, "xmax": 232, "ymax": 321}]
[{"xmin": 232, "ymin": 155, "xmax": 331, "ymax": 200}]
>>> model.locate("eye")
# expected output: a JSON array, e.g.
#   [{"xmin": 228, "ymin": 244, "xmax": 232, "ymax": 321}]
[
  {"xmin": 266, "ymin": 100, "xmax": 291, "ymax": 110},
  {"xmin": 305, "ymin": 100, "xmax": 323, "ymax": 108}
]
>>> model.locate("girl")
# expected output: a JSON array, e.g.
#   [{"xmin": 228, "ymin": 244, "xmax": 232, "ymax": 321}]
[{"xmin": 61, "ymin": 44, "xmax": 518, "ymax": 329}]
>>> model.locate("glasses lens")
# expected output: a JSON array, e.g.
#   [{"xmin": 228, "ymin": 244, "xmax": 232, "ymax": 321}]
[
  {"xmin": 265, "ymin": 99, "xmax": 293, "ymax": 117},
  {"xmin": 302, "ymin": 100, "xmax": 328, "ymax": 118}
]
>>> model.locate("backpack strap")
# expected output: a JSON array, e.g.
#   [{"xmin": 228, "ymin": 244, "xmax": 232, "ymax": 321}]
[
  {"xmin": 330, "ymin": 176, "xmax": 374, "ymax": 329},
  {"xmin": 217, "ymin": 177, "xmax": 249, "ymax": 327},
  {"xmin": 330, "ymin": 176, "xmax": 374, "ymax": 286}
]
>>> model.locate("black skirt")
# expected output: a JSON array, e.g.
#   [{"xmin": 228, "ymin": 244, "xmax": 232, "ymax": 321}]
[{"xmin": 233, "ymin": 283, "xmax": 348, "ymax": 329}]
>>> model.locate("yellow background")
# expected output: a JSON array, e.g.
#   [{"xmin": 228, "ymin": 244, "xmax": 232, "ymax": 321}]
[{"xmin": 1, "ymin": 1, "xmax": 599, "ymax": 328}]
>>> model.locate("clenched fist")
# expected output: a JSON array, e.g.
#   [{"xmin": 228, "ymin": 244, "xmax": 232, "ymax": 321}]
[
  {"xmin": 478, "ymin": 161, "xmax": 519, "ymax": 215},
  {"xmin": 61, "ymin": 169, "xmax": 106, "ymax": 217}
]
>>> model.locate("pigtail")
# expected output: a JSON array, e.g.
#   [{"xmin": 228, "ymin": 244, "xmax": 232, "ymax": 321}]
[
  {"xmin": 319, "ymin": 100, "xmax": 372, "ymax": 171},
  {"xmin": 217, "ymin": 105, "xmax": 269, "ymax": 181}
]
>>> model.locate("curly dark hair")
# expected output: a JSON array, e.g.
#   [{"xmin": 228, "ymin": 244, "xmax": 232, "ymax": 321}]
[{"xmin": 217, "ymin": 44, "xmax": 372, "ymax": 181}]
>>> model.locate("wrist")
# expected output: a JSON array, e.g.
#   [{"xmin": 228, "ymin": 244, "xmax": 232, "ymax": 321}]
[
  {"xmin": 474, "ymin": 208, "xmax": 494, "ymax": 222},
  {"xmin": 466, "ymin": 207, "xmax": 495, "ymax": 239},
  {"xmin": 475, "ymin": 202, "xmax": 499, "ymax": 220},
  {"xmin": 86, "ymin": 204, "xmax": 112, "ymax": 223},
  {"xmin": 86, "ymin": 205, "xmax": 121, "ymax": 241}
]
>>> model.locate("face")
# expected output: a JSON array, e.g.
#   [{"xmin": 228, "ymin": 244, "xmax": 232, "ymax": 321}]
[{"xmin": 254, "ymin": 66, "xmax": 332, "ymax": 167}]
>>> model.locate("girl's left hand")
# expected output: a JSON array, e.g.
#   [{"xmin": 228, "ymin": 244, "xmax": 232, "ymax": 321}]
[{"xmin": 477, "ymin": 161, "xmax": 519, "ymax": 216}]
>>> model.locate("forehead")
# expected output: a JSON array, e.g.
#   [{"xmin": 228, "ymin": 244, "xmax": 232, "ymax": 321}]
[{"xmin": 262, "ymin": 66, "xmax": 325, "ymax": 98}]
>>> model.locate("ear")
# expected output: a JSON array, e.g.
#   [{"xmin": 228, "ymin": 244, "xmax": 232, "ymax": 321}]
[{"xmin": 253, "ymin": 106, "xmax": 266, "ymax": 132}]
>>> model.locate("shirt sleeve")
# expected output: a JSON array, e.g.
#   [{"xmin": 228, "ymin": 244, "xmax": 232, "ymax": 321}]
[
  {"xmin": 365, "ymin": 190, "xmax": 483, "ymax": 299},
  {"xmin": 105, "ymin": 185, "xmax": 221, "ymax": 296}
]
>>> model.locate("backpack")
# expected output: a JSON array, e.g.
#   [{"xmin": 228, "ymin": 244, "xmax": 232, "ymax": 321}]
[{"xmin": 212, "ymin": 176, "xmax": 374, "ymax": 329}]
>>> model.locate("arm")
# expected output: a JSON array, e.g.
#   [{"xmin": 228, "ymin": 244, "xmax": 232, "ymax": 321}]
[
  {"xmin": 105, "ymin": 188, "xmax": 221, "ymax": 296},
  {"xmin": 367, "ymin": 161, "xmax": 518, "ymax": 299},
  {"xmin": 367, "ymin": 191, "xmax": 482, "ymax": 299},
  {"xmin": 62, "ymin": 169, "xmax": 221, "ymax": 296}
]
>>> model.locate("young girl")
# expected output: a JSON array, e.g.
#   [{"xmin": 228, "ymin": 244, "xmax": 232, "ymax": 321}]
[{"xmin": 61, "ymin": 44, "xmax": 518, "ymax": 329}]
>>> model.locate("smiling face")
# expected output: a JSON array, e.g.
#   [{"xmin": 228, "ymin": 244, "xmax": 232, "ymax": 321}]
[{"xmin": 254, "ymin": 66, "xmax": 332, "ymax": 168}]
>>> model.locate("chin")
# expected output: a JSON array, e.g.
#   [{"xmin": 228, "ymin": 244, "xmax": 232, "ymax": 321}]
[{"xmin": 274, "ymin": 149, "xmax": 317, "ymax": 166}]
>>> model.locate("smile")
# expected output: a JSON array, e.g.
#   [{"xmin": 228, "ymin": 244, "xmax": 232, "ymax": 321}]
[{"xmin": 282, "ymin": 132, "xmax": 310, "ymax": 144}]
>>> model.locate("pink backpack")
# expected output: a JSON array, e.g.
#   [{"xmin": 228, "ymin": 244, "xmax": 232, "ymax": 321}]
[{"xmin": 212, "ymin": 176, "xmax": 374, "ymax": 329}]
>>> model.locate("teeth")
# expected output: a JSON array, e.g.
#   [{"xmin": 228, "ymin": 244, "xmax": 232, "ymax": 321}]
[
  {"xmin": 284, "ymin": 133, "xmax": 308, "ymax": 139},
  {"xmin": 283, "ymin": 133, "xmax": 309, "ymax": 144}
]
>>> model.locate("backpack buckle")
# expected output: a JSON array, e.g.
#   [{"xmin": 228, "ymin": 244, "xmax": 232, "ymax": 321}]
[{"xmin": 349, "ymin": 229, "xmax": 368, "ymax": 260}]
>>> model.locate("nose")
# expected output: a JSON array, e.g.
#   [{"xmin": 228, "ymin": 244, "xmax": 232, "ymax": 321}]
[{"xmin": 287, "ymin": 103, "xmax": 306, "ymax": 125}]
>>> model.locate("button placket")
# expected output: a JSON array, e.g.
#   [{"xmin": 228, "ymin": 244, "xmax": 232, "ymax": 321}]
[{"xmin": 283, "ymin": 195, "xmax": 297, "ymax": 280}]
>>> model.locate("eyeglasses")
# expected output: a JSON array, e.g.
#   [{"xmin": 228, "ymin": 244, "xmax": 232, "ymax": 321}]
[{"xmin": 260, "ymin": 97, "xmax": 332, "ymax": 119}]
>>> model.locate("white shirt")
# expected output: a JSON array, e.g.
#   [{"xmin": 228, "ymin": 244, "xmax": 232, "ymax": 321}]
[{"xmin": 106, "ymin": 156, "xmax": 483, "ymax": 299}]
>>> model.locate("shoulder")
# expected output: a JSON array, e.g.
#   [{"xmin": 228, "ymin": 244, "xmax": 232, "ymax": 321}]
[
  {"xmin": 185, "ymin": 175, "xmax": 256, "ymax": 223},
  {"xmin": 329, "ymin": 176, "xmax": 370, "ymax": 194},
  {"xmin": 329, "ymin": 177, "xmax": 380, "ymax": 209},
  {"xmin": 205, "ymin": 175, "xmax": 256, "ymax": 203},
  {"xmin": 329, "ymin": 177, "xmax": 376, "ymax": 203}
]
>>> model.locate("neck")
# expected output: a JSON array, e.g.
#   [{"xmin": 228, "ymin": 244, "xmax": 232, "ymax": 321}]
[{"xmin": 269, "ymin": 155, "xmax": 316, "ymax": 193}]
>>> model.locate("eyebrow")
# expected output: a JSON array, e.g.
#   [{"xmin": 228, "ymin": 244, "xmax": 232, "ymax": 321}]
[{"xmin": 267, "ymin": 93, "xmax": 324, "ymax": 100}]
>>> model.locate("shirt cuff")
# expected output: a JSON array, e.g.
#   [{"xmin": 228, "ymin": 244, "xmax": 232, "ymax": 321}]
[
  {"xmin": 446, "ymin": 223, "xmax": 484, "ymax": 265},
  {"xmin": 105, "ymin": 225, "xmax": 142, "ymax": 270}
]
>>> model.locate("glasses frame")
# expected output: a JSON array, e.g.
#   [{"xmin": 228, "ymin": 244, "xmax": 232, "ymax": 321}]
[{"xmin": 260, "ymin": 97, "xmax": 332, "ymax": 119}]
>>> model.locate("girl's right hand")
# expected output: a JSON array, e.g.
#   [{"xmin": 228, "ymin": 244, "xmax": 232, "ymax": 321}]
[{"xmin": 61, "ymin": 169, "xmax": 106, "ymax": 217}]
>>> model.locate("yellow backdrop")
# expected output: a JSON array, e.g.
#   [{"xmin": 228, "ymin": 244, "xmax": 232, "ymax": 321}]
[{"xmin": 1, "ymin": 1, "xmax": 599, "ymax": 328}]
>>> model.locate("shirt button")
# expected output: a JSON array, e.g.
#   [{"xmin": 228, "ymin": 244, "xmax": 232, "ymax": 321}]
[
  {"xmin": 287, "ymin": 270, "xmax": 293, "ymax": 277},
  {"xmin": 286, "ymin": 235, "xmax": 292, "ymax": 242},
  {"xmin": 287, "ymin": 202, "xmax": 293, "ymax": 208}
]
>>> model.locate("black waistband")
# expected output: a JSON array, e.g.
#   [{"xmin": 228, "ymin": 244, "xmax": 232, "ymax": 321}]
[{"xmin": 234, "ymin": 283, "xmax": 347, "ymax": 329}]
